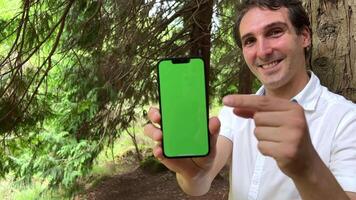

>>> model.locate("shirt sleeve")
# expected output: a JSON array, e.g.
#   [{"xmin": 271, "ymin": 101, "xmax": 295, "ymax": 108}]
[
  {"xmin": 218, "ymin": 106, "xmax": 234, "ymax": 142},
  {"xmin": 330, "ymin": 106, "xmax": 356, "ymax": 192}
]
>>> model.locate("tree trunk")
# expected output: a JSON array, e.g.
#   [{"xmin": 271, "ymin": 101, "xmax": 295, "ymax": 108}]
[
  {"xmin": 188, "ymin": 0, "xmax": 214, "ymax": 91},
  {"xmin": 238, "ymin": 63, "xmax": 254, "ymax": 94},
  {"xmin": 305, "ymin": 0, "xmax": 356, "ymax": 102}
]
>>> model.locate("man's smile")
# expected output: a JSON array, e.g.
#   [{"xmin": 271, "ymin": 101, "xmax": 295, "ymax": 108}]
[{"xmin": 258, "ymin": 59, "xmax": 283, "ymax": 69}]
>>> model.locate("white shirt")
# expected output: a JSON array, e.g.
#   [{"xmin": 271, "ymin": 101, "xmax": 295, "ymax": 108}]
[{"xmin": 219, "ymin": 72, "xmax": 356, "ymax": 200}]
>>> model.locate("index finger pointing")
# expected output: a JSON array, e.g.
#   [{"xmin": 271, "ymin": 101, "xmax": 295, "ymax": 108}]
[{"xmin": 222, "ymin": 95, "xmax": 292, "ymax": 112}]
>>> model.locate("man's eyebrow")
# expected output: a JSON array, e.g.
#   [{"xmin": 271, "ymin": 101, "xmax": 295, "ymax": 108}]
[
  {"xmin": 240, "ymin": 21, "xmax": 288, "ymax": 42},
  {"xmin": 264, "ymin": 21, "xmax": 288, "ymax": 30}
]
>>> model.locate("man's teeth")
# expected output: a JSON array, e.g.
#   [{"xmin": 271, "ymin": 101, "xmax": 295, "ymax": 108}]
[{"xmin": 261, "ymin": 60, "xmax": 279, "ymax": 69}]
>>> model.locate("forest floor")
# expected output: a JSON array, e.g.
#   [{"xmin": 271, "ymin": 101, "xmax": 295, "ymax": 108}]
[{"xmin": 76, "ymin": 151, "xmax": 229, "ymax": 200}]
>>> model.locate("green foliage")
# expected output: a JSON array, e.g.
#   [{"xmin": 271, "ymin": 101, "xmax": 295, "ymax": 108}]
[
  {"xmin": 0, "ymin": 0, "xmax": 259, "ymax": 196},
  {"xmin": 210, "ymin": 0, "xmax": 250, "ymax": 98},
  {"xmin": 4, "ymin": 129, "xmax": 101, "ymax": 191}
]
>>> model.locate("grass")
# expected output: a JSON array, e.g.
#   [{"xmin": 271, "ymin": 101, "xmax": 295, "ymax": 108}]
[
  {"xmin": 90, "ymin": 126, "xmax": 152, "ymax": 177},
  {"xmin": 0, "ymin": 176, "xmax": 67, "ymax": 200},
  {"xmin": 0, "ymin": 177, "xmax": 13, "ymax": 200}
]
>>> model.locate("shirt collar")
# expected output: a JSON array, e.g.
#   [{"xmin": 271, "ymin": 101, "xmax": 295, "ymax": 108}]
[{"xmin": 255, "ymin": 71, "xmax": 322, "ymax": 111}]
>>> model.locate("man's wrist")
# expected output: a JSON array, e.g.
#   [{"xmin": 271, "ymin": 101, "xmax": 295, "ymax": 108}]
[
  {"xmin": 290, "ymin": 152, "xmax": 320, "ymax": 185},
  {"xmin": 176, "ymin": 171, "xmax": 212, "ymax": 196},
  {"xmin": 290, "ymin": 152, "xmax": 349, "ymax": 200}
]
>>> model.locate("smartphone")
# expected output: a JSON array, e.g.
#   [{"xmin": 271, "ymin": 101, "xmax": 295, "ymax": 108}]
[{"xmin": 157, "ymin": 57, "xmax": 209, "ymax": 158}]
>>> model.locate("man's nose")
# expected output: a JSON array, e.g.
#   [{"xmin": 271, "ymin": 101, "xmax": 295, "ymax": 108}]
[{"xmin": 256, "ymin": 39, "xmax": 273, "ymax": 59}]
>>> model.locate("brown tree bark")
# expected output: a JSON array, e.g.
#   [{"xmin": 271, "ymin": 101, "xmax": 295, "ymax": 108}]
[
  {"xmin": 305, "ymin": 0, "xmax": 356, "ymax": 102},
  {"xmin": 238, "ymin": 63, "xmax": 254, "ymax": 94},
  {"xmin": 188, "ymin": 0, "xmax": 214, "ymax": 87}
]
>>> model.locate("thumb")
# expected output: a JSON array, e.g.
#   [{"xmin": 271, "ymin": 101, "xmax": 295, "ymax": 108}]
[
  {"xmin": 208, "ymin": 117, "xmax": 220, "ymax": 157},
  {"xmin": 209, "ymin": 117, "xmax": 220, "ymax": 135}
]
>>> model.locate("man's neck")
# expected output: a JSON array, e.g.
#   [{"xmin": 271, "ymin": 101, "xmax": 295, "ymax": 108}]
[{"xmin": 265, "ymin": 71, "xmax": 310, "ymax": 100}]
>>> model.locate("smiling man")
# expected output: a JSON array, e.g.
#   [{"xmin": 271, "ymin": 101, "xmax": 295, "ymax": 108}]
[
  {"xmin": 144, "ymin": 0, "xmax": 356, "ymax": 199},
  {"xmin": 238, "ymin": 6, "xmax": 310, "ymax": 98}
]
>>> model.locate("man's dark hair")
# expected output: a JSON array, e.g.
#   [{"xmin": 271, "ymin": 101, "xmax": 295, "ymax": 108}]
[{"xmin": 234, "ymin": 0, "xmax": 311, "ymax": 57}]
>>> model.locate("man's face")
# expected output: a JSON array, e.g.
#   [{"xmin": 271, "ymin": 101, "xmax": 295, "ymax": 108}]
[{"xmin": 239, "ymin": 7, "xmax": 310, "ymax": 91}]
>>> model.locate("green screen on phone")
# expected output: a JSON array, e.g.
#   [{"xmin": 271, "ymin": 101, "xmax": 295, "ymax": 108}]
[{"xmin": 157, "ymin": 57, "xmax": 209, "ymax": 158}]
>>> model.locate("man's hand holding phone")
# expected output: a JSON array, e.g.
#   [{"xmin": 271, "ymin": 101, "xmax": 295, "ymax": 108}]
[{"xmin": 143, "ymin": 107, "xmax": 220, "ymax": 179}]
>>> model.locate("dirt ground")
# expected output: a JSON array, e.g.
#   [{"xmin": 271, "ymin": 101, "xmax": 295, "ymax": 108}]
[{"xmin": 80, "ymin": 165, "xmax": 229, "ymax": 200}]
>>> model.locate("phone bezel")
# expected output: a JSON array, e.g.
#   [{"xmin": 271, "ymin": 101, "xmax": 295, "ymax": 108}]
[{"xmin": 156, "ymin": 57, "xmax": 210, "ymax": 158}]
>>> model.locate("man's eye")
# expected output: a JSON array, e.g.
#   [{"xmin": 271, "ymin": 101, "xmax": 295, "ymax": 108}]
[
  {"xmin": 243, "ymin": 38, "xmax": 255, "ymax": 47},
  {"xmin": 269, "ymin": 29, "xmax": 283, "ymax": 37}
]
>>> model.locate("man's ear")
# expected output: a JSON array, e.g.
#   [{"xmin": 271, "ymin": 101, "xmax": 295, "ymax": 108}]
[{"xmin": 301, "ymin": 26, "xmax": 311, "ymax": 48}]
